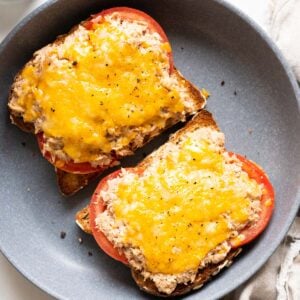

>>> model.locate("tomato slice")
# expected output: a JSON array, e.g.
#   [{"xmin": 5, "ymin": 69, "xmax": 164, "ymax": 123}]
[
  {"xmin": 89, "ymin": 153, "xmax": 274, "ymax": 262},
  {"xmin": 229, "ymin": 153, "xmax": 275, "ymax": 248},
  {"xmin": 90, "ymin": 167, "xmax": 145, "ymax": 263},
  {"xmin": 36, "ymin": 133, "xmax": 112, "ymax": 174},
  {"xmin": 83, "ymin": 7, "xmax": 174, "ymax": 72},
  {"xmin": 89, "ymin": 169, "xmax": 130, "ymax": 264}
]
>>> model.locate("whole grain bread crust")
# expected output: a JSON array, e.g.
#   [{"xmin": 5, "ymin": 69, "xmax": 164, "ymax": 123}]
[{"xmin": 8, "ymin": 15, "xmax": 206, "ymax": 196}]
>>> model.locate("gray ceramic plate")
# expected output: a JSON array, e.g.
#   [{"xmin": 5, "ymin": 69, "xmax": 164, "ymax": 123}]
[{"xmin": 0, "ymin": 0, "xmax": 299, "ymax": 299}]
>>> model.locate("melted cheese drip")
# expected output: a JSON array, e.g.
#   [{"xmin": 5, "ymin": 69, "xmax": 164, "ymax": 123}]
[
  {"xmin": 113, "ymin": 140, "xmax": 261, "ymax": 274},
  {"xmin": 17, "ymin": 20, "xmax": 183, "ymax": 162}
]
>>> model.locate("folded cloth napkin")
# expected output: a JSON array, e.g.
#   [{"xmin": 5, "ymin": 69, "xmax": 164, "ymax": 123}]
[
  {"xmin": 267, "ymin": 0, "xmax": 300, "ymax": 81},
  {"xmin": 225, "ymin": 1, "xmax": 300, "ymax": 299}
]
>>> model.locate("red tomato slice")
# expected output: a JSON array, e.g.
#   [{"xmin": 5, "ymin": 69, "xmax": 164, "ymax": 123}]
[
  {"xmin": 36, "ymin": 133, "xmax": 111, "ymax": 174},
  {"xmin": 229, "ymin": 153, "xmax": 275, "ymax": 248},
  {"xmin": 83, "ymin": 7, "xmax": 174, "ymax": 72},
  {"xmin": 89, "ymin": 153, "xmax": 274, "ymax": 262},
  {"xmin": 89, "ymin": 169, "xmax": 131, "ymax": 264}
]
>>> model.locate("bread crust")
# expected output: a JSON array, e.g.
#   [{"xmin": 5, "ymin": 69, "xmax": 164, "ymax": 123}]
[
  {"xmin": 75, "ymin": 205, "xmax": 92, "ymax": 234},
  {"xmin": 10, "ymin": 113, "xmax": 35, "ymax": 133},
  {"xmin": 131, "ymin": 248, "xmax": 241, "ymax": 297},
  {"xmin": 76, "ymin": 205, "xmax": 91, "ymax": 233},
  {"xmin": 56, "ymin": 169, "xmax": 98, "ymax": 196}
]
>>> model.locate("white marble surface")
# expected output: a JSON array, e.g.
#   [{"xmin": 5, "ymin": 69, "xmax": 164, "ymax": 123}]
[{"xmin": 0, "ymin": 0, "xmax": 268, "ymax": 299}]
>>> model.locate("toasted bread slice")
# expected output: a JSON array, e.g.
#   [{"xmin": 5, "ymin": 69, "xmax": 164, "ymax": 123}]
[
  {"xmin": 76, "ymin": 205, "xmax": 91, "ymax": 234},
  {"xmin": 76, "ymin": 110, "xmax": 273, "ymax": 296},
  {"xmin": 8, "ymin": 7, "xmax": 206, "ymax": 196},
  {"xmin": 75, "ymin": 205, "xmax": 92, "ymax": 234}
]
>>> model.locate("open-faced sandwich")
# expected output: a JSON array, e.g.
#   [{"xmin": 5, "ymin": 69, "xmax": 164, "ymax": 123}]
[
  {"xmin": 76, "ymin": 110, "xmax": 274, "ymax": 297},
  {"xmin": 8, "ymin": 7, "xmax": 207, "ymax": 195}
]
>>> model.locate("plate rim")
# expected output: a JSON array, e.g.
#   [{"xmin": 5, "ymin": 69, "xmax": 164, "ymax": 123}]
[{"xmin": 0, "ymin": 0, "xmax": 299, "ymax": 299}]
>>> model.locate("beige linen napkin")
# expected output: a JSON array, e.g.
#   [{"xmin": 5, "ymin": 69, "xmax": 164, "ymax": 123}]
[
  {"xmin": 268, "ymin": 0, "xmax": 300, "ymax": 81},
  {"xmin": 225, "ymin": 1, "xmax": 300, "ymax": 299}
]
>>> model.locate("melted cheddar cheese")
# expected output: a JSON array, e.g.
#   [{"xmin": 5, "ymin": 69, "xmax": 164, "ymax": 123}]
[
  {"xmin": 110, "ymin": 138, "xmax": 262, "ymax": 274},
  {"xmin": 15, "ymin": 17, "xmax": 184, "ymax": 162}
]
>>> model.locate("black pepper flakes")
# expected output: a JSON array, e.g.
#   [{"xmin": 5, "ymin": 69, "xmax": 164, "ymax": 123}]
[
  {"xmin": 72, "ymin": 61, "xmax": 78, "ymax": 66},
  {"xmin": 221, "ymin": 80, "xmax": 225, "ymax": 86},
  {"xmin": 234, "ymin": 90, "xmax": 237, "ymax": 96},
  {"xmin": 21, "ymin": 142, "xmax": 26, "ymax": 147},
  {"xmin": 60, "ymin": 231, "xmax": 66, "ymax": 239},
  {"xmin": 51, "ymin": 107, "xmax": 55, "ymax": 112},
  {"xmin": 88, "ymin": 251, "xmax": 93, "ymax": 256}
]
